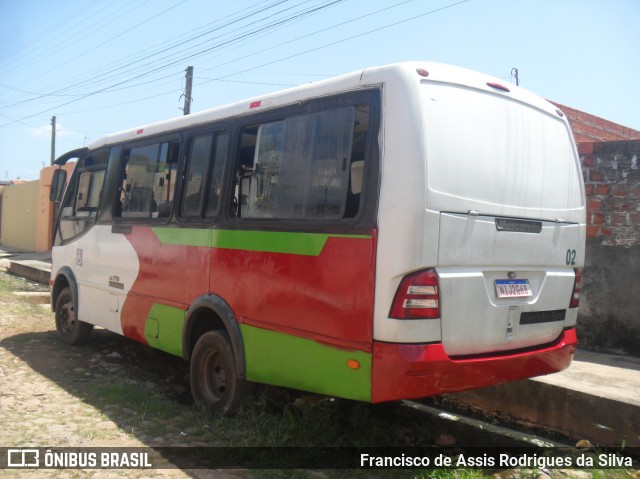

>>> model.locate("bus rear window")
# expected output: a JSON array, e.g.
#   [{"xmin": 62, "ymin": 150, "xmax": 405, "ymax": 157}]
[{"xmin": 423, "ymin": 83, "xmax": 582, "ymax": 212}]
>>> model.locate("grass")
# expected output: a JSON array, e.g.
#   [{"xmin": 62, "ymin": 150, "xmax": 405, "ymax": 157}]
[
  {"xmin": 77, "ymin": 383, "xmax": 424, "ymax": 448},
  {"xmin": 590, "ymin": 470, "xmax": 633, "ymax": 479},
  {"xmin": 0, "ymin": 272, "xmax": 51, "ymax": 323},
  {"xmin": 90, "ymin": 382, "xmax": 183, "ymax": 420},
  {"xmin": 0, "ymin": 270, "xmax": 49, "ymax": 293}
]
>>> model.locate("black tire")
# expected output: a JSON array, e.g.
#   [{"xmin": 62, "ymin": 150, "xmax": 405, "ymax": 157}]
[
  {"xmin": 190, "ymin": 330, "xmax": 245, "ymax": 416},
  {"xmin": 54, "ymin": 287, "xmax": 93, "ymax": 345}
]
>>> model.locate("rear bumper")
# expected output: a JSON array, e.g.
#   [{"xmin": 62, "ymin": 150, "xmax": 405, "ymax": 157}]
[{"xmin": 371, "ymin": 328, "xmax": 577, "ymax": 403}]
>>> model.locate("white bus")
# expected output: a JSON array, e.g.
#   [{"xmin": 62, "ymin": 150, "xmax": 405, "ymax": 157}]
[{"xmin": 50, "ymin": 61, "xmax": 585, "ymax": 415}]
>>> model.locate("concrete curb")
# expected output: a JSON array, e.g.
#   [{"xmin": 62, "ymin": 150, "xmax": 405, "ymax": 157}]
[
  {"xmin": 444, "ymin": 375, "xmax": 640, "ymax": 447},
  {"xmin": 8, "ymin": 260, "xmax": 51, "ymax": 285}
]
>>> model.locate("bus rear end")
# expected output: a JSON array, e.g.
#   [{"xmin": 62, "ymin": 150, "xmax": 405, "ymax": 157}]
[{"xmin": 370, "ymin": 64, "xmax": 585, "ymax": 402}]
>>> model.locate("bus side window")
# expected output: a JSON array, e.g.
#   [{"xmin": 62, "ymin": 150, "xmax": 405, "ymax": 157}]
[
  {"xmin": 233, "ymin": 104, "xmax": 368, "ymax": 220},
  {"xmin": 116, "ymin": 140, "xmax": 179, "ymax": 219},
  {"xmin": 181, "ymin": 130, "xmax": 227, "ymax": 219},
  {"xmin": 74, "ymin": 169, "xmax": 105, "ymax": 216},
  {"xmin": 182, "ymin": 134, "xmax": 212, "ymax": 217},
  {"xmin": 58, "ymin": 151, "xmax": 108, "ymax": 242},
  {"xmin": 344, "ymin": 104, "xmax": 369, "ymax": 218},
  {"xmin": 205, "ymin": 132, "xmax": 228, "ymax": 217}
]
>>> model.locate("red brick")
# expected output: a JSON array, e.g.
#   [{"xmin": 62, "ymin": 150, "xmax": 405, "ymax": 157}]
[
  {"xmin": 600, "ymin": 227, "xmax": 613, "ymax": 236},
  {"xmin": 595, "ymin": 184, "xmax": 610, "ymax": 195},
  {"xmin": 613, "ymin": 213, "xmax": 627, "ymax": 225},
  {"xmin": 578, "ymin": 142, "xmax": 594, "ymax": 154},
  {"xmin": 612, "ymin": 185, "xmax": 628, "ymax": 197},
  {"xmin": 590, "ymin": 170, "xmax": 605, "ymax": 182},
  {"xmin": 591, "ymin": 213, "xmax": 605, "ymax": 225},
  {"xmin": 575, "ymin": 133, "xmax": 593, "ymax": 143},
  {"xmin": 584, "ymin": 184, "xmax": 594, "ymax": 195},
  {"xmin": 586, "ymin": 226, "xmax": 599, "ymax": 238},
  {"xmin": 588, "ymin": 199, "xmax": 602, "ymax": 211},
  {"xmin": 582, "ymin": 155, "xmax": 595, "ymax": 167}
]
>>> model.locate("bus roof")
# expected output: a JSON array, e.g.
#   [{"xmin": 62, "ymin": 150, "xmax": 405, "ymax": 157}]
[{"xmin": 86, "ymin": 61, "xmax": 564, "ymax": 150}]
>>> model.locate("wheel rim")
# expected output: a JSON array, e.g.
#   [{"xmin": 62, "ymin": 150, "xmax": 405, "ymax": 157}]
[
  {"xmin": 58, "ymin": 300, "xmax": 76, "ymax": 335},
  {"xmin": 203, "ymin": 350, "xmax": 227, "ymax": 402}
]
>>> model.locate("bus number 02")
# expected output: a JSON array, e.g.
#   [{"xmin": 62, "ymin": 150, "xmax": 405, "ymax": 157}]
[{"xmin": 566, "ymin": 249, "xmax": 577, "ymax": 266}]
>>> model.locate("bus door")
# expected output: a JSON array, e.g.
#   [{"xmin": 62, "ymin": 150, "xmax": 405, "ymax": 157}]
[{"xmin": 52, "ymin": 150, "xmax": 129, "ymax": 333}]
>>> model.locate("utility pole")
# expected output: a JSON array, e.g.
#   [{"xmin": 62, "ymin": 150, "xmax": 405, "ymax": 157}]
[
  {"xmin": 50, "ymin": 115, "xmax": 56, "ymax": 165},
  {"xmin": 183, "ymin": 66, "xmax": 193, "ymax": 115}
]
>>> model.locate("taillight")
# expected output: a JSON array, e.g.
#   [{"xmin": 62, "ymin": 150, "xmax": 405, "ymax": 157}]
[
  {"xmin": 570, "ymin": 269, "xmax": 582, "ymax": 308},
  {"xmin": 389, "ymin": 269, "xmax": 440, "ymax": 319}
]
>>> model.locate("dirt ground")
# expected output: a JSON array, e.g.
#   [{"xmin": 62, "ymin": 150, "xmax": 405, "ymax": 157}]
[{"xmin": 0, "ymin": 272, "xmax": 250, "ymax": 479}]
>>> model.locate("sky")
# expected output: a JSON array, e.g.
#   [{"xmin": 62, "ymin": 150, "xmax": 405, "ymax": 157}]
[{"xmin": 0, "ymin": 0, "xmax": 638, "ymax": 181}]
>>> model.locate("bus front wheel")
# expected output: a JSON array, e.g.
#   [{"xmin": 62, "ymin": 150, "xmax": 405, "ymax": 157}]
[
  {"xmin": 190, "ymin": 330, "xmax": 245, "ymax": 416},
  {"xmin": 54, "ymin": 287, "xmax": 93, "ymax": 344}
]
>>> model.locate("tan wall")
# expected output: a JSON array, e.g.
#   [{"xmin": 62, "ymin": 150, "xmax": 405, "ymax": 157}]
[
  {"xmin": 39, "ymin": 164, "xmax": 76, "ymax": 252},
  {"xmin": 0, "ymin": 180, "xmax": 39, "ymax": 251},
  {"xmin": 36, "ymin": 167, "xmax": 57, "ymax": 252},
  {"xmin": 0, "ymin": 163, "xmax": 75, "ymax": 252}
]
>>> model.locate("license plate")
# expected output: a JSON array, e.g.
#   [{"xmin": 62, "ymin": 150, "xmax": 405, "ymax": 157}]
[{"xmin": 495, "ymin": 279, "xmax": 532, "ymax": 298}]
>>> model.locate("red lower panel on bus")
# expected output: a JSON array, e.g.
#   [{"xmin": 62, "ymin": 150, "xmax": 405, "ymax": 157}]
[{"xmin": 370, "ymin": 328, "xmax": 577, "ymax": 403}]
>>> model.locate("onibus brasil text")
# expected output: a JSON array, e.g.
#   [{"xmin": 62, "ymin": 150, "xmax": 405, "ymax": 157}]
[{"xmin": 7, "ymin": 450, "xmax": 152, "ymax": 469}]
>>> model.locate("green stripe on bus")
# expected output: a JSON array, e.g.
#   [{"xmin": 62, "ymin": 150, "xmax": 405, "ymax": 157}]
[
  {"xmin": 152, "ymin": 228, "xmax": 370, "ymax": 256},
  {"xmin": 240, "ymin": 324, "xmax": 371, "ymax": 402},
  {"xmin": 211, "ymin": 230, "xmax": 331, "ymax": 256},
  {"xmin": 152, "ymin": 228, "xmax": 211, "ymax": 247},
  {"xmin": 144, "ymin": 303, "xmax": 184, "ymax": 357}
]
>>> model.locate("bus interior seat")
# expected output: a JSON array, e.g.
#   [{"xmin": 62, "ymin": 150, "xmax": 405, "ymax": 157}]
[
  {"xmin": 184, "ymin": 193, "xmax": 202, "ymax": 216},
  {"xmin": 157, "ymin": 200, "xmax": 173, "ymax": 217},
  {"xmin": 127, "ymin": 186, "xmax": 156, "ymax": 214}
]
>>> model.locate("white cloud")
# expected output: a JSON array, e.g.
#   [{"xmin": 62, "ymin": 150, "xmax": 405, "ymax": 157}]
[{"xmin": 31, "ymin": 123, "xmax": 76, "ymax": 139}]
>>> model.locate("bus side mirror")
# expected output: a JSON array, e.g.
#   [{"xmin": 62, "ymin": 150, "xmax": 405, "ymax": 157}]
[{"xmin": 50, "ymin": 169, "xmax": 67, "ymax": 203}]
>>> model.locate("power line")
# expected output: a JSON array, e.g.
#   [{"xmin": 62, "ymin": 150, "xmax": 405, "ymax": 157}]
[
  {"xmin": 0, "ymin": 0, "xmax": 185, "ymax": 104},
  {"xmin": 94, "ymin": 0, "xmax": 470, "ymax": 114},
  {"xmin": 198, "ymin": 0, "xmax": 471, "ymax": 86},
  {"xmin": 0, "ymin": 1, "xmax": 343, "ymax": 125},
  {"xmin": 195, "ymin": 76, "xmax": 298, "ymax": 87},
  {"xmin": 0, "ymin": 0, "xmax": 101, "ymax": 65},
  {"xmin": 1, "ymin": 0, "xmax": 470, "ymax": 127},
  {"xmin": 62, "ymin": 0, "xmax": 330, "ymax": 94},
  {"xmin": 197, "ymin": 0, "xmax": 419, "ymax": 77},
  {"xmin": 56, "ymin": 75, "xmax": 305, "ymax": 117},
  {"xmin": 25, "ymin": 0, "xmax": 185, "ymax": 86},
  {"xmin": 0, "ymin": 0, "xmax": 292, "ymax": 104},
  {"xmin": 0, "ymin": 0, "xmax": 304, "ymax": 111},
  {"xmin": 3, "ymin": 1, "xmax": 131, "ymax": 79}
]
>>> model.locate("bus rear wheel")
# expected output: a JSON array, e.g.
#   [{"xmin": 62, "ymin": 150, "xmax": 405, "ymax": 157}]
[
  {"xmin": 54, "ymin": 287, "xmax": 93, "ymax": 344},
  {"xmin": 190, "ymin": 330, "xmax": 245, "ymax": 417}
]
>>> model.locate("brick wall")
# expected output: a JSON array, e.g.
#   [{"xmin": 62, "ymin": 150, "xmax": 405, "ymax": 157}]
[
  {"xmin": 552, "ymin": 101, "xmax": 640, "ymax": 143},
  {"xmin": 578, "ymin": 139, "xmax": 639, "ymax": 356},
  {"xmin": 580, "ymin": 140, "xmax": 640, "ymax": 246}
]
